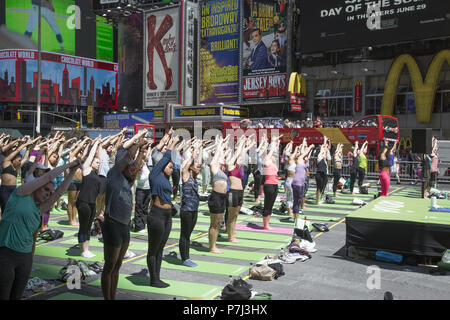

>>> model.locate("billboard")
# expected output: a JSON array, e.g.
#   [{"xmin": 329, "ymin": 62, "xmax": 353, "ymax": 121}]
[
  {"xmin": 103, "ymin": 112, "xmax": 154, "ymax": 129},
  {"xmin": 118, "ymin": 13, "xmax": 144, "ymax": 109},
  {"xmin": 144, "ymin": 6, "xmax": 180, "ymax": 108},
  {"xmin": 199, "ymin": 0, "xmax": 240, "ymax": 104},
  {"xmin": 5, "ymin": 0, "xmax": 76, "ymax": 56},
  {"xmin": 0, "ymin": 49, "xmax": 118, "ymax": 109},
  {"xmin": 241, "ymin": 0, "xmax": 289, "ymax": 102},
  {"xmin": 299, "ymin": 0, "xmax": 450, "ymax": 54},
  {"xmin": 96, "ymin": 16, "xmax": 114, "ymax": 62}
]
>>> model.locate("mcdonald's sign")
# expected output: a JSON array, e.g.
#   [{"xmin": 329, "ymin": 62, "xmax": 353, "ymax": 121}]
[
  {"xmin": 381, "ymin": 50, "xmax": 450, "ymax": 123},
  {"xmin": 288, "ymin": 72, "xmax": 307, "ymax": 112}
]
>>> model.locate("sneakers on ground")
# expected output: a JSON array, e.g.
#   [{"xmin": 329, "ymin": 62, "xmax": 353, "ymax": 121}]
[
  {"xmin": 124, "ymin": 250, "xmax": 136, "ymax": 259},
  {"xmin": 287, "ymin": 252, "xmax": 310, "ymax": 262},
  {"xmin": 183, "ymin": 259, "xmax": 198, "ymax": 267},
  {"xmin": 278, "ymin": 252, "xmax": 296, "ymax": 264},
  {"xmin": 299, "ymin": 239, "xmax": 317, "ymax": 253},
  {"xmin": 81, "ymin": 250, "xmax": 96, "ymax": 258}
]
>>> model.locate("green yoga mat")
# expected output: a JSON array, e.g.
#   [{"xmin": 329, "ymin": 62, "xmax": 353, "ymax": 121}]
[
  {"xmin": 47, "ymin": 220, "xmax": 79, "ymax": 230},
  {"xmin": 88, "ymin": 274, "xmax": 222, "ymax": 299},
  {"xmin": 195, "ymin": 236, "xmax": 286, "ymax": 250},
  {"xmin": 35, "ymin": 245, "xmax": 105, "ymax": 262},
  {"xmin": 49, "ymin": 292, "xmax": 103, "ymax": 300},
  {"xmin": 30, "ymin": 263, "xmax": 63, "ymax": 280},
  {"xmin": 188, "ymin": 245, "xmax": 267, "ymax": 261},
  {"xmin": 133, "ymin": 256, "xmax": 248, "ymax": 277}
]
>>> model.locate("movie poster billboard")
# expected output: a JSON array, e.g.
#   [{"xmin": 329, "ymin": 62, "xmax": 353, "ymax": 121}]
[
  {"xmin": 242, "ymin": 0, "xmax": 289, "ymax": 102},
  {"xmin": 199, "ymin": 0, "xmax": 240, "ymax": 104},
  {"xmin": 0, "ymin": 49, "xmax": 118, "ymax": 109},
  {"xmin": 144, "ymin": 7, "xmax": 180, "ymax": 108},
  {"xmin": 299, "ymin": 0, "xmax": 450, "ymax": 53}
]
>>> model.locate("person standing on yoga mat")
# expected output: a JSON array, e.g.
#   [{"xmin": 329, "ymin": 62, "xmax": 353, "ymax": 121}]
[
  {"xmin": 333, "ymin": 143, "xmax": 344, "ymax": 198},
  {"xmin": 379, "ymin": 140, "xmax": 397, "ymax": 197},
  {"xmin": 226, "ymin": 137, "xmax": 255, "ymax": 241},
  {"xmin": 283, "ymin": 141, "xmax": 295, "ymax": 217},
  {"xmin": 349, "ymin": 141, "xmax": 360, "ymax": 195},
  {"xmin": 0, "ymin": 137, "xmax": 37, "ymax": 214},
  {"xmin": 66, "ymin": 138, "xmax": 91, "ymax": 227},
  {"xmin": 292, "ymin": 141, "xmax": 315, "ymax": 220},
  {"xmin": 315, "ymin": 138, "xmax": 330, "ymax": 205},
  {"xmin": 179, "ymin": 138, "xmax": 202, "ymax": 267},
  {"xmin": 207, "ymin": 136, "xmax": 228, "ymax": 254},
  {"xmin": 357, "ymin": 141, "xmax": 369, "ymax": 191},
  {"xmin": 262, "ymin": 134, "xmax": 281, "ymax": 230},
  {"xmin": 101, "ymin": 134, "xmax": 149, "ymax": 299},
  {"xmin": 147, "ymin": 134, "xmax": 180, "ymax": 288},
  {"xmin": 0, "ymin": 159, "xmax": 81, "ymax": 300},
  {"xmin": 76, "ymin": 138, "xmax": 102, "ymax": 259}
]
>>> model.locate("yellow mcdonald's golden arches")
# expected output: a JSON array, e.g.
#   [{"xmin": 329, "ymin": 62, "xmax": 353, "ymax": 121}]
[
  {"xmin": 288, "ymin": 72, "xmax": 306, "ymax": 96},
  {"xmin": 381, "ymin": 50, "xmax": 450, "ymax": 123}
]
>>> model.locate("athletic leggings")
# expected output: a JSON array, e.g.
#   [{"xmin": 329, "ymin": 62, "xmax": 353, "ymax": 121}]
[
  {"xmin": 172, "ymin": 169, "xmax": 180, "ymax": 198},
  {"xmin": 357, "ymin": 167, "xmax": 365, "ymax": 188},
  {"xmin": 285, "ymin": 177, "xmax": 293, "ymax": 209},
  {"xmin": 179, "ymin": 211, "xmax": 198, "ymax": 261},
  {"xmin": 333, "ymin": 168, "xmax": 341, "ymax": 193},
  {"xmin": 253, "ymin": 170, "xmax": 262, "ymax": 200},
  {"xmin": 315, "ymin": 171, "xmax": 327, "ymax": 193},
  {"xmin": 292, "ymin": 184, "xmax": 304, "ymax": 214},
  {"xmin": 0, "ymin": 247, "xmax": 33, "ymax": 300},
  {"xmin": 263, "ymin": 184, "xmax": 278, "ymax": 217},
  {"xmin": 147, "ymin": 206, "xmax": 172, "ymax": 283},
  {"xmin": 76, "ymin": 200, "xmax": 96, "ymax": 244},
  {"xmin": 379, "ymin": 170, "xmax": 390, "ymax": 197},
  {"xmin": 350, "ymin": 171, "xmax": 357, "ymax": 193}
]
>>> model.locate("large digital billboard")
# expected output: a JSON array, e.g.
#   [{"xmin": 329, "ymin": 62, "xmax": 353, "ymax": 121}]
[
  {"xmin": 118, "ymin": 13, "xmax": 144, "ymax": 109},
  {"xmin": 144, "ymin": 7, "xmax": 180, "ymax": 108},
  {"xmin": 199, "ymin": 0, "xmax": 240, "ymax": 104},
  {"xmin": 0, "ymin": 49, "xmax": 118, "ymax": 109},
  {"xmin": 299, "ymin": 0, "xmax": 450, "ymax": 54},
  {"xmin": 96, "ymin": 16, "xmax": 114, "ymax": 62},
  {"xmin": 5, "ymin": 0, "xmax": 76, "ymax": 56},
  {"xmin": 241, "ymin": 0, "xmax": 289, "ymax": 102}
]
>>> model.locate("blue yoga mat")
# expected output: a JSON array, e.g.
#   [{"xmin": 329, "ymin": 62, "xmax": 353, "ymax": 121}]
[{"xmin": 429, "ymin": 207, "xmax": 450, "ymax": 212}]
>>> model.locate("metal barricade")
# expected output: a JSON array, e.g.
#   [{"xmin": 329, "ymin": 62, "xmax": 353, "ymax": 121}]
[{"xmin": 307, "ymin": 157, "xmax": 450, "ymax": 185}]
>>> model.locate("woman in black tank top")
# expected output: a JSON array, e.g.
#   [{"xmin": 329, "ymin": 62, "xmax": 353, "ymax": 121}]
[{"xmin": 76, "ymin": 138, "xmax": 101, "ymax": 258}]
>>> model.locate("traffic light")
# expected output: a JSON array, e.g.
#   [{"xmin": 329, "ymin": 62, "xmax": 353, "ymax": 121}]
[
  {"xmin": 76, "ymin": 121, "xmax": 80, "ymax": 130},
  {"xmin": 16, "ymin": 112, "xmax": 20, "ymax": 120}
]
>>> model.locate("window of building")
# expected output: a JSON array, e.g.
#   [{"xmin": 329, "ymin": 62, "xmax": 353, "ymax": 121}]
[{"xmin": 314, "ymin": 78, "xmax": 353, "ymax": 117}]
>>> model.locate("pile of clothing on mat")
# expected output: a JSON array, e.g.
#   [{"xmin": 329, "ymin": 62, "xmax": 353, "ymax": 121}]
[
  {"xmin": 36, "ymin": 229, "xmax": 64, "ymax": 242},
  {"xmin": 219, "ymin": 277, "xmax": 272, "ymax": 300},
  {"xmin": 58, "ymin": 258, "xmax": 104, "ymax": 282},
  {"xmin": 25, "ymin": 277, "xmax": 56, "ymax": 293}
]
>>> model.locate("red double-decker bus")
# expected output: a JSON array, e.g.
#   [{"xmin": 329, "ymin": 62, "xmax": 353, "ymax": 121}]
[{"xmin": 222, "ymin": 115, "xmax": 399, "ymax": 155}]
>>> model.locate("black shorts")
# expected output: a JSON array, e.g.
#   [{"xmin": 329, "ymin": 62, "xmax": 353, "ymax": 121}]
[
  {"xmin": 227, "ymin": 189, "xmax": 244, "ymax": 207},
  {"xmin": 101, "ymin": 216, "xmax": 130, "ymax": 248},
  {"xmin": 68, "ymin": 181, "xmax": 81, "ymax": 191},
  {"xmin": 98, "ymin": 176, "xmax": 107, "ymax": 195},
  {"xmin": 207, "ymin": 190, "xmax": 227, "ymax": 214}
]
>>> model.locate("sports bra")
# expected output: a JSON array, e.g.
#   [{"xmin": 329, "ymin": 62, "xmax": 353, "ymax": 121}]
[
  {"xmin": 211, "ymin": 169, "xmax": 228, "ymax": 184},
  {"xmin": 287, "ymin": 164, "xmax": 296, "ymax": 172},
  {"xmin": 228, "ymin": 168, "xmax": 243, "ymax": 180},
  {"xmin": 2, "ymin": 165, "xmax": 17, "ymax": 177}
]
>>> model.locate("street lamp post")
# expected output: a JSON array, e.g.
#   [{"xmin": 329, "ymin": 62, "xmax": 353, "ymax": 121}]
[{"xmin": 36, "ymin": 0, "xmax": 42, "ymax": 135}]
